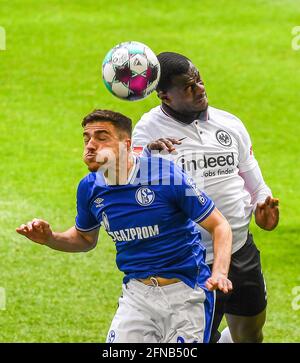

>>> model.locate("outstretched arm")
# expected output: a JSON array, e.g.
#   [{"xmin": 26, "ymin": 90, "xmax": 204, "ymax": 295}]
[
  {"xmin": 199, "ymin": 208, "xmax": 233, "ymax": 294},
  {"xmin": 16, "ymin": 218, "xmax": 99, "ymax": 252}
]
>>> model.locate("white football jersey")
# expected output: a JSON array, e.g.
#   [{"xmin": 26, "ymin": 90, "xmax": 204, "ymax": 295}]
[{"xmin": 132, "ymin": 105, "xmax": 260, "ymax": 264}]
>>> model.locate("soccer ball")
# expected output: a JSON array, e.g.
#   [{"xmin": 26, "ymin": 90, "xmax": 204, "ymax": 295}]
[{"xmin": 102, "ymin": 41, "xmax": 160, "ymax": 101}]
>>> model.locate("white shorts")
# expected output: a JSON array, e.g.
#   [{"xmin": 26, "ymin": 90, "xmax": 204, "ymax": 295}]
[{"xmin": 106, "ymin": 279, "xmax": 215, "ymax": 343}]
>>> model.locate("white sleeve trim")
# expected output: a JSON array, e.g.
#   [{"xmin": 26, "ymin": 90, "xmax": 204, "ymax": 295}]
[
  {"xmin": 194, "ymin": 202, "xmax": 215, "ymax": 223},
  {"xmin": 75, "ymin": 224, "xmax": 101, "ymax": 232}
]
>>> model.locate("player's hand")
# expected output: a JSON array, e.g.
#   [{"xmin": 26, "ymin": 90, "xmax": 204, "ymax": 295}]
[
  {"xmin": 255, "ymin": 196, "xmax": 279, "ymax": 231},
  {"xmin": 147, "ymin": 138, "xmax": 183, "ymax": 153},
  {"xmin": 16, "ymin": 218, "xmax": 53, "ymax": 245},
  {"xmin": 205, "ymin": 273, "xmax": 233, "ymax": 294}
]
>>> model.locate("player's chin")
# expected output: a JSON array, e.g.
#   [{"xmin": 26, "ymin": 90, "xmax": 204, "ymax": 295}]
[{"xmin": 85, "ymin": 160, "xmax": 100, "ymax": 172}]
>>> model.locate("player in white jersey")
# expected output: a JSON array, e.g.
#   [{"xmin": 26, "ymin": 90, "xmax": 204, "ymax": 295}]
[{"xmin": 132, "ymin": 52, "xmax": 279, "ymax": 343}]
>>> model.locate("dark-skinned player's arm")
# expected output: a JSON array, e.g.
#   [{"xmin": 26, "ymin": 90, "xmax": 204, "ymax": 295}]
[
  {"xmin": 16, "ymin": 218, "xmax": 99, "ymax": 252},
  {"xmin": 240, "ymin": 167, "xmax": 279, "ymax": 231},
  {"xmin": 237, "ymin": 119, "xmax": 279, "ymax": 231},
  {"xmin": 199, "ymin": 208, "xmax": 233, "ymax": 294}
]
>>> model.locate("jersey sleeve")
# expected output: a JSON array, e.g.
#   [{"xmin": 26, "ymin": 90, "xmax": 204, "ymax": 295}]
[
  {"xmin": 75, "ymin": 177, "xmax": 101, "ymax": 232},
  {"xmin": 240, "ymin": 164, "xmax": 272, "ymax": 212},
  {"xmin": 171, "ymin": 164, "xmax": 215, "ymax": 223},
  {"xmin": 132, "ymin": 117, "xmax": 154, "ymax": 155},
  {"xmin": 236, "ymin": 120, "xmax": 258, "ymax": 173}
]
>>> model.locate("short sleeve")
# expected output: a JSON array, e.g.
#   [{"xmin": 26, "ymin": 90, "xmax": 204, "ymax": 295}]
[
  {"xmin": 172, "ymin": 164, "xmax": 215, "ymax": 223},
  {"xmin": 75, "ymin": 177, "xmax": 101, "ymax": 232},
  {"xmin": 132, "ymin": 116, "xmax": 154, "ymax": 154},
  {"xmin": 237, "ymin": 121, "xmax": 258, "ymax": 173}
]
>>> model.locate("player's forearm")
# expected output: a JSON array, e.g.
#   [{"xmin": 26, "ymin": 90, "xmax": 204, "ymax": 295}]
[
  {"xmin": 240, "ymin": 165, "xmax": 272, "ymax": 211},
  {"xmin": 211, "ymin": 221, "xmax": 232, "ymax": 276},
  {"xmin": 45, "ymin": 227, "xmax": 95, "ymax": 252}
]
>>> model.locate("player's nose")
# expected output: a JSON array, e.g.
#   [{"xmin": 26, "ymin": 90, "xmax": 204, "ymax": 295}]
[
  {"xmin": 86, "ymin": 138, "xmax": 97, "ymax": 151},
  {"xmin": 196, "ymin": 82, "xmax": 205, "ymax": 93},
  {"xmin": 194, "ymin": 83, "xmax": 206, "ymax": 98}
]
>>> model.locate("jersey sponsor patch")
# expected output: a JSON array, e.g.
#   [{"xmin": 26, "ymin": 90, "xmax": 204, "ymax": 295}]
[
  {"xmin": 132, "ymin": 146, "xmax": 144, "ymax": 155},
  {"xmin": 186, "ymin": 177, "xmax": 207, "ymax": 205},
  {"xmin": 107, "ymin": 330, "xmax": 116, "ymax": 343},
  {"xmin": 107, "ymin": 224, "xmax": 159, "ymax": 242},
  {"xmin": 101, "ymin": 211, "xmax": 110, "ymax": 231}
]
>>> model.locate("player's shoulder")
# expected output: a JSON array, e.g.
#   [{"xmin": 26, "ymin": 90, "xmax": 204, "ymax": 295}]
[
  {"xmin": 77, "ymin": 172, "xmax": 106, "ymax": 193},
  {"xmin": 209, "ymin": 106, "xmax": 249, "ymax": 134},
  {"xmin": 209, "ymin": 106, "xmax": 243, "ymax": 125},
  {"xmin": 138, "ymin": 155, "xmax": 178, "ymax": 169},
  {"xmin": 136, "ymin": 105, "xmax": 165, "ymax": 126},
  {"xmin": 137, "ymin": 156, "xmax": 184, "ymax": 184},
  {"xmin": 79, "ymin": 172, "xmax": 96, "ymax": 186}
]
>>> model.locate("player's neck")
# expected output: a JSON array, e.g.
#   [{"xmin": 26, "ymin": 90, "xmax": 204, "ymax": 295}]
[
  {"xmin": 104, "ymin": 153, "xmax": 135, "ymax": 185},
  {"xmin": 161, "ymin": 103, "xmax": 208, "ymax": 124}
]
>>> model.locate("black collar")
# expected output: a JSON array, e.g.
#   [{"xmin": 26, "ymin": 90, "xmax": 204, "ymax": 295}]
[{"xmin": 161, "ymin": 103, "xmax": 209, "ymax": 125}]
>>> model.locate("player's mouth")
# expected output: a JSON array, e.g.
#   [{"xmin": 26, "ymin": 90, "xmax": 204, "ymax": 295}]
[
  {"xmin": 194, "ymin": 93, "xmax": 208, "ymax": 110},
  {"xmin": 195, "ymin": 93, "xmax": 207, "ymax": 104},
  {"xmin": 85, "ymin": 153, "xmax": 96, "ymax": 161}
]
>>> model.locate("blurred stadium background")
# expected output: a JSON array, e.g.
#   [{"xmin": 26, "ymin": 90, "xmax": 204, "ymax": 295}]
[{"xmin": 0, "ymin": 0, "xmax": 299, "ymax": 342}]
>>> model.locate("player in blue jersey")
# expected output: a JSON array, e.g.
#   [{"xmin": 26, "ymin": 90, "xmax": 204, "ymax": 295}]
[{"xmin": 16, "ymin": 109, "xmax": 233, "ymax": 343}]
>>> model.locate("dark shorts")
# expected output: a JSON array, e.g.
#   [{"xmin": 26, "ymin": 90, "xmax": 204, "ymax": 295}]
[{"xmin": 208, "ymin": 232, "xmax": 267, "ymax": 343}]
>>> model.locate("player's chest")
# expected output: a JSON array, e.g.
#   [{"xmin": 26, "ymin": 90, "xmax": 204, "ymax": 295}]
[
  {"xmin": 159, "ymin": 125, "xmax": 240, "ymax": 177},
  {"xmin": 90, "ymin": 186, "xmax": 173, "ymax": 232}
]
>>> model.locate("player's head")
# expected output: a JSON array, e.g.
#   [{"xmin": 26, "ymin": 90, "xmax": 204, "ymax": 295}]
[
  {"xmin": 82, "ymin": 109, "xmax": 132, "ymax": 172},
  {"xmin": 156, "ymin": 52, "xmax": 208, "ymax": 114}
]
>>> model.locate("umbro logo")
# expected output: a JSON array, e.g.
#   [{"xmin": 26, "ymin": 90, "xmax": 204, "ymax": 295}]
[{"xmin": 94, "ymin": 198, "xmax": 104, "ymax": 207}]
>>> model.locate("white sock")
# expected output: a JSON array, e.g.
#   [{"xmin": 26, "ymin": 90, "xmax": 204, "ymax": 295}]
[{"xmin": 218, "ymin": 327, "xmax": 234, "ymax": 343}]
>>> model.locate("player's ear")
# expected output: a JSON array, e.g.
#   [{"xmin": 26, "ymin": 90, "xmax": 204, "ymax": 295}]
[
  {"xmin": 126, "ymin": 138, "xmax": 132, "ymax": 151},
  {"xmin": 157, "ymin": 90, "xmax": 171, "ymax": 105}
]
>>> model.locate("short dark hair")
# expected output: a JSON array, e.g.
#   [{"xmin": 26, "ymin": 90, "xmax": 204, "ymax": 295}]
[
  {"xmin": 156, "ymin": 52, "xmax": 191, "ymax": 92},
  {"xmin": 82, "ymin": 109, "xmax": 132, "ymax": 137}
]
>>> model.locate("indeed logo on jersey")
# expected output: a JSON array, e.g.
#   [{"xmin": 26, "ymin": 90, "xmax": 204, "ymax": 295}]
[{"xmin": 176, "ymin": 150, "xmax": 236, "ymax": 177}]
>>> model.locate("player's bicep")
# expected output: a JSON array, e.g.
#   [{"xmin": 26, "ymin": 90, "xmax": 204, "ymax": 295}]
[
  {"xmin": 172, "ymin": 166, "xmax": 215, "ymax": 222},
  {"xmin": 75, "ymin": 178, "xmax": 101, "ymax": 232},
  {"xmin": 237, "ymin": 121, "xmax": 257, "ymax": 173},
  {"xmin": 76, "ymin": 226, "xmax": 100, "ymax": 247},
  {"xmin": 199, "ymin": 208, "xmax": 227, "ymax": 234}
]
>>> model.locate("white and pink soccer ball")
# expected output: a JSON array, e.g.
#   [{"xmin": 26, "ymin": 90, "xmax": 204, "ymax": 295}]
[{"xmin": 102, "ymin": 41, "xmax": 160, "ymax": 101}]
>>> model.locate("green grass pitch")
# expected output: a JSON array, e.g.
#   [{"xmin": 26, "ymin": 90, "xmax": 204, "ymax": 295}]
[{"xmin": 0, "ymin": 0, "xmax": 299, "ymax": 342}]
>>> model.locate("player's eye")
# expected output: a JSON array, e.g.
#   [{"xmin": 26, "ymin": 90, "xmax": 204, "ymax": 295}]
[
  {"xmin": 97, "ymin": 136, "xmax": 107, "ymax": 141},
  {"xmin": 185, "ymin": 84, "xmax": 194, "ymax": 91}
]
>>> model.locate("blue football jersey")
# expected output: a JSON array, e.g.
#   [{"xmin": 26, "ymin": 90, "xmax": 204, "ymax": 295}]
[{"xmin": 75, "ymin": 156, "xmax": 215, "ymax": 289}]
